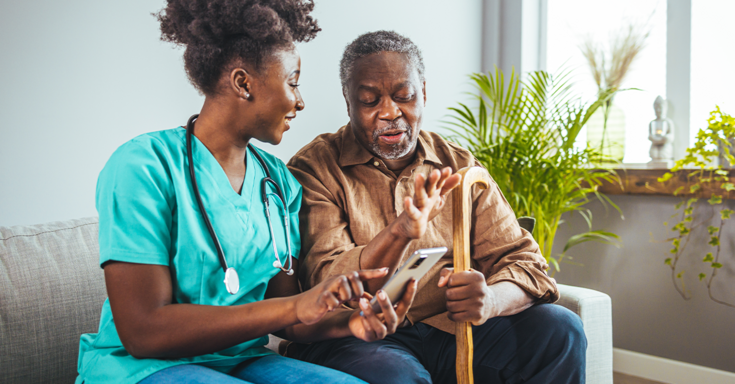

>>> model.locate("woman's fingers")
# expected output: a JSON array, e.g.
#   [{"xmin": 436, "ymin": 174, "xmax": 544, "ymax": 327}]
[
  {"xmin": 327, "ymin": 275, "xmax": 352, "ymax": 302},
  {"xmin": 356, "ymin": 268, "xmax": 389, "ymax": 281},
  {"xmin": 319, "ymin": 289, "xmax": 341, "ymax": 311},
  {"xmin": 345, "ymin": 271, "xmax": 364, "ymax": 300}
]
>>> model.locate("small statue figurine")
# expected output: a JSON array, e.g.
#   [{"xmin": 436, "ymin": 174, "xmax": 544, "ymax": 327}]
[{"xmin": 648, "ymin": 95, "xmax": 674, "ymax": 168}]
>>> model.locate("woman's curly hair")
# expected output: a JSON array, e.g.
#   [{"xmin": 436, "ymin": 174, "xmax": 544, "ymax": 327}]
[{"xmin": 156, "ymin": 0, "xmax": 320, "ymax": 95}]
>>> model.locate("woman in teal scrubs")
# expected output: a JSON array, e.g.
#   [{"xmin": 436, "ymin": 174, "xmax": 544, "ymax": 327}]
[{"xmin": 75, "ymin": 1, "xmax": 425, "ymax": 383}]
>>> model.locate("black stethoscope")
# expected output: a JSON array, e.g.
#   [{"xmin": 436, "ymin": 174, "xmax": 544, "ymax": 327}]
[{"xmin": 186, "ymin": 114, "xmax": 294, "ymax": 295}]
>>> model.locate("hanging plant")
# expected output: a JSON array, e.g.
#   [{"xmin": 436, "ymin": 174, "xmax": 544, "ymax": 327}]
[{"xmin": 657, "ymin": 106, "xmax": 735, "ymax": 308}]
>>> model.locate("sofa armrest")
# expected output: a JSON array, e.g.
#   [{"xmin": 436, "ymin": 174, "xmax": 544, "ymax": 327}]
[{"xmin": 556, "ymin": 283, "xmax": 613, "ymax": 384}]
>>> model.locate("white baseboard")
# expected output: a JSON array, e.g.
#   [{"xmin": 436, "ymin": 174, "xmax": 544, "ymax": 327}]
[{"xmin": 613, "ymin": 348, "xmax": 735, "ymax": 384}]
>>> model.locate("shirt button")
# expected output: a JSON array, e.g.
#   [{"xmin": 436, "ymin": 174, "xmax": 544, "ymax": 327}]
[{"xmin": 373, "ymin": 161, "xmax": 380, "ymax": 167}]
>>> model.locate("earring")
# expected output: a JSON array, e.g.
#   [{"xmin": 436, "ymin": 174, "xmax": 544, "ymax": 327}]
[{"xmin": 243, "ymin": 92, "xmax": 250, "ymax": 100}]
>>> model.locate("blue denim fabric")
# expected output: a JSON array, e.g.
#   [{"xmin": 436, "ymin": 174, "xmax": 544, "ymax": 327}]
[
  {"xmin": 137, "ymin": 354, "xmax": 367, "ymax": 384},
  {"xmin": 292, "ymin": 304, "xmax": 587, "ymax": 384}
]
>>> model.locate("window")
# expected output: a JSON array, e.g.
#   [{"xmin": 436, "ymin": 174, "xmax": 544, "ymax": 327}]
[
  {"xmin": 546, "ymin": 0, "xmax": 667, "ymax": 163},
  {"xmin": 690, "ymin": 0, "xmax": 735, "ymax": 141}
]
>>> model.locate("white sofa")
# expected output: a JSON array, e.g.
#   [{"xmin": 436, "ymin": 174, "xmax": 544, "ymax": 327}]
[{"xmin": 0, "ymin": 217, "xmax": 612, "ymax": 383}]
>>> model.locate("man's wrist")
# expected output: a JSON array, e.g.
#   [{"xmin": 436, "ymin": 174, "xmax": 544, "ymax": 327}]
[
  {"xmin": 388, "ymin": 213, "xmax": 413, "ymax": 241},
  {"xmin": 483, "ymin": 284, "xmax": 500, "ymax": 322}
]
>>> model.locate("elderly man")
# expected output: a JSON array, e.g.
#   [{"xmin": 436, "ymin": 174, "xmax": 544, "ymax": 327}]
[{"xmin": 287, "ymin": 31, "xmax": 586, "ymax": 384}]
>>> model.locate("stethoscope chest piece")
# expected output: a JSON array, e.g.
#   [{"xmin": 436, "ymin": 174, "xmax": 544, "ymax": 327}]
[{"xmin": 224, "ymin": 267, "xmax": 240, "ymax": 295}]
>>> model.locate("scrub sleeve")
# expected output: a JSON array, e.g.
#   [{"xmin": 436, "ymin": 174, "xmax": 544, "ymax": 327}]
[{"xmin": 76, "ymin": 128, "xmax": 302, "ymax": 384}]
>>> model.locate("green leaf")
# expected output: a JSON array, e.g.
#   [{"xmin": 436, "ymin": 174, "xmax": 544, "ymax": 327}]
[
  {"xmin": 684, "ymin": 206, "xmax": 694, "ymax": 215},
  {"xmin": 674, "ymin": 201, "xmax": 685, "ymax": 210},
  {"xmin": 699, "ymin": 273, "xmax": 707, "ymax": 281},
  {"xmin": 677, "ymin": 271, "xmax": 684, "ymax": 279},
  {"xmin": 708, "ymin": 195, "xmax": 722, "ymax": 205},
  {"xmin": 721, "ymin": 183, "xmax": 735, "ymax": 191},
  {"xmin": 684, "ymin": 216, "xmax": 693, "ymax": 223},
  {"xmin": 709, "ymin": 236, "xmax": 720, "ymax": 246},
  {"xmin": 715, "ymin": 169, "xmax": 728, "ymax": 176},
  {"xmin": 690, "ymin": 184, "xmax": 701, "ymax": 193},
  {"xmin": 672, "ymin": 238, "xmax": 680, "ymax": 247},
  {"xmin": 712, "ymin": 262, "xmax": 723, "ymax": 269},
  {"xmin": 703, "ymin": 253, "xmax": 714, "ymax": 262},
  {"xmin": 664, "ymin": 258, "xmax": 672, "ymax": 265},
  {"xmin": 563, "ymin": 230, "xmax": 621, "ymax": 253},
  {"xmin": 548, "ymin": 257, "xmax": 560, "ymax": 272},
  {"xmin": 658, "ymin": 173, "xmax": 674, "ymax": 183},
  {"xmin": 663, "ymin": 221, "xmax": 668, "ymax": 226},
  {"xmin": 670, "ymin": 247, "xmax": 678, "ymax": 254},
  {"xmin": 707, "ymin": 226, "xmax": 719, "ymax": 235},
  {"xmin": 687, "ymin": 198, "xmax": 698, "ymax": 207},
  {"xmin": 721, "ymin": 209, "xmax": 734, "ymax": 219},
  {"xmin": 680, "ymin": 227, "xmax": 691, "ymax": 236},
  {"xmin": 674, "ymin": 186, "xmax": 685, "ymax": 196}
]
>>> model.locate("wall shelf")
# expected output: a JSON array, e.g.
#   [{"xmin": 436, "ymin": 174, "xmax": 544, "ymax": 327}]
[{"xmin": 597, "ymin": 168, "xmax": 735, "ymax": 199}]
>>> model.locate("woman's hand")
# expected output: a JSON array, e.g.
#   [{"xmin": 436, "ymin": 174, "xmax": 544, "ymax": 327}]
[
  {"xmin": 348, "ymin": 279, "xmax": 418, "ymax": 342},
  {"xmin": 295, "ymin": 269, "xmax": 389, "ymax": 325},
  {"xmin": 392, "ymin": 167, "xmax": 460, "ymax": 240}
]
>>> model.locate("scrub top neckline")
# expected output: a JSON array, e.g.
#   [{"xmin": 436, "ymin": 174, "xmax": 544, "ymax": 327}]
[{"xmin": 178, "ymin": 127, "xmax": 258, "ymax": 224}]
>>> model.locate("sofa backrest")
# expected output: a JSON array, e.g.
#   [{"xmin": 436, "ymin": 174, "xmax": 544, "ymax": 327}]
[{"xmin": 0, "ymin": 217, "xmax": 105, "ymax": 384}]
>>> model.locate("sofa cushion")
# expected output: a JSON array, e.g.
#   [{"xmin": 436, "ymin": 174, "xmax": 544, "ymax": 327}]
[{"xmin": 0, "ymin": 217, "xmax": 105, "ymax": 384}]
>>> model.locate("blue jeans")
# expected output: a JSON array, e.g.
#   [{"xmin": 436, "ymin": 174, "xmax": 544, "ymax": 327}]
[
  {"xmin": 291, "ymin": 304, "xmax": 587, "ymax": 384},
  {"xmin": 138, "ymin": 354, "xmax": 366, "ymax": 384}
]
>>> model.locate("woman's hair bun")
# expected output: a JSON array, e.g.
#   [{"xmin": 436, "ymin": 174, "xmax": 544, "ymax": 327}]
[{"xmin": 156, "ymin": 0, "xmax": 320, "ymax": 95}]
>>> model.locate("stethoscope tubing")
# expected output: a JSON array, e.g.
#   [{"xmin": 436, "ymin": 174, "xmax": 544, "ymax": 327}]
[
  {"xmin": 185, "ymin": 114, "xmax": 294, "ymax": 294},
  {"xmin": 186, "ymin": 115, "xmax": 229, "ymax": 273}
]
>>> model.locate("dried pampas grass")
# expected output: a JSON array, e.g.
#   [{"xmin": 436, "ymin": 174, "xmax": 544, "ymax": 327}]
[{"xmin": 580, "ymin": 22, "xmax": 650, "ymax": 92}]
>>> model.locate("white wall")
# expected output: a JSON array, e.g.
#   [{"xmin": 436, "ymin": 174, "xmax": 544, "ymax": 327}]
[{"xmin": 0, "ymin": 0, "xmax": 482, "ymax": 227}]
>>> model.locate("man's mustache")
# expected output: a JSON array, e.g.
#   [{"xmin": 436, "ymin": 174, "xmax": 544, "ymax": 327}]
[{"xmin": 372, "ymin": 120, "xmax": 412, "ymax": 141}]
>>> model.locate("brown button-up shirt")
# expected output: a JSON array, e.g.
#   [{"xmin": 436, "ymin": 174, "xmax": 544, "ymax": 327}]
[{"xmin": 287, "ymin": 123, "xmax": 559, "ymax": 334}]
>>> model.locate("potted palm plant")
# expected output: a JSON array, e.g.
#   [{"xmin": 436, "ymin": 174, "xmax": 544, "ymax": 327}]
[{"xmin": 444, "ymin": 68, "xmax": 622, "ymax": 273}]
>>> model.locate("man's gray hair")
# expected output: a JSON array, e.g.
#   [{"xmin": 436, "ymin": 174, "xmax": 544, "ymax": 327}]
[{"xmin": 339, "ymin": 30, "xmax": 425, "ymax": 90}]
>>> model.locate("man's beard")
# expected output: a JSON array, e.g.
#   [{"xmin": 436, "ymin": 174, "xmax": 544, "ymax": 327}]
[{"xmin": 367, "ymin": 120, "xmax": 417, "ymax": 160}]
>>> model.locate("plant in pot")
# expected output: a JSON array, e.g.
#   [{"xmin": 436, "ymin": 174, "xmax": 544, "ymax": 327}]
[
  {"xmin": 580, "ymin": 22, "xmax": 649, "ymax": 163},
  {"xmin": 444, "ymin": 68, "xmax": 622, "ymax": 273}
]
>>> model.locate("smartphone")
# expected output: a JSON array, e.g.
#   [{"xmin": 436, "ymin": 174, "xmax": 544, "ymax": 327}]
[{"xmin": 370, "ymin": 247, "xmax": 448, "ymax": 313}]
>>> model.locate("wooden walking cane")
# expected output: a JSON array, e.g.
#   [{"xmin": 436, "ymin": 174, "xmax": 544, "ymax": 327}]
[{"xmin": 452, "ymin": 166, "xmax": 490, "ymax": 384}]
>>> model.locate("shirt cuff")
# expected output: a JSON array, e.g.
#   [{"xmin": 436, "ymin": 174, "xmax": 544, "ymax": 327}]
[
  {"xmin": 486, "ymin": 261, "xmax": 560, "ymax": 303},
  {"xmin": 306, "ymin": 246, "xmax": 365, "ymax": 290}
]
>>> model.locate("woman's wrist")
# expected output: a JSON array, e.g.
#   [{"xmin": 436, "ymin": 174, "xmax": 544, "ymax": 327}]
[{"xmin": 285, "ymin": 294, "xmax": 304, "ymax": 325}]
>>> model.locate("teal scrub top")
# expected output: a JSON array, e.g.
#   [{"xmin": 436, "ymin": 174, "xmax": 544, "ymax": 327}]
[{"xmin": 76, "ymin": 127, "xmax": 302, "ymax": 384}]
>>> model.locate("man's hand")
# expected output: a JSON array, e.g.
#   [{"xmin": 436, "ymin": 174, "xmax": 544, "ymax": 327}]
[
  {"xmin": 392, "ymin": 167, "xmax": 461, "ymax": 240},
  {"xmin": 348, "ymin": 279, "xmax": 417, "ymax": 342},
  {"xmin": 438, "ymin": 267, "xmax": 496, "ymax": 326}
]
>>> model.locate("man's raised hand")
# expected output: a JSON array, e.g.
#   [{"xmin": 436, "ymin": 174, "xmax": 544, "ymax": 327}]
[{"xmin": 394, "ymin": 167, "xmax": 460, "ymax": 240}]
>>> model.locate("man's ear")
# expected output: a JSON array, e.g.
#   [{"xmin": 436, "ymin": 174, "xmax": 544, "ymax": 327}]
[
  {"xmin": 230, "ymin": 68, "xmax": 251, "ymax": 100},
  {"xmin": 422, "ymin": 81, "xmax": 427, "ymax": 106},
  {"xmin": 343, "ymin": 88, "xmax": 351, "ymax": 117}
]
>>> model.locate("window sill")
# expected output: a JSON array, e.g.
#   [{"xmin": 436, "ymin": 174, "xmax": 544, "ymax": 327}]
[{"xmin": 596, "ymin": 167, "xmax": 735, "ymax": 199}]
